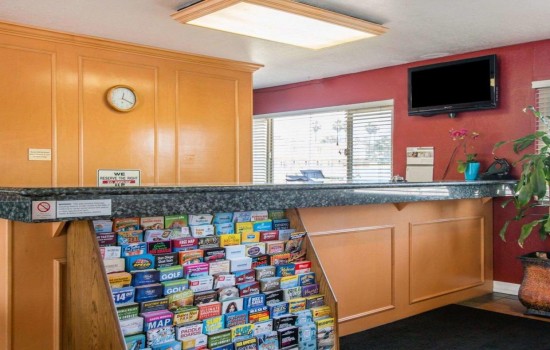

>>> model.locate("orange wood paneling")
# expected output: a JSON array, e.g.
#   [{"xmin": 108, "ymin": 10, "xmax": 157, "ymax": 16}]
[
  {"xmin": 10, "ymin": 222, "xmax": 66, "ymax": 350},
  {"xmin": 177, "ymin": 71, "xmax": 239, "ymax": 183},
  {"xmin": 0, "ymin": 20, "xmax": 259, "ymax": 188},
  {"xmin": 79, "ymin": 57, "xmax": 158, "ymax": 186},
  {"xmin": 0, "ymin": 44, "xmax": 55, "ymax": 186},
  {"xmin": 410, "ymin": 217, "xmax": 484, "ymax": 303},
  {"xmin": 310, "ymin": 227, "xmax": 394, "ymax": 321},
  {"xmin": 0, "ymin": 20, "xmax": 259, "ymax": 350}
]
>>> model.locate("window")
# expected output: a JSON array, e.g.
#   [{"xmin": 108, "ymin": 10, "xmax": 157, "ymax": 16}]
[
  {"xmin": 531, "ymin": 80, "xmax": 550, "ymax": 201},
  {"xmin": 253, "ymin": 101, "xmax": 393, "ymax": 183},
  {"xmin": 534, "ymin": 80, "xmax": 550, "ymax": 153}
]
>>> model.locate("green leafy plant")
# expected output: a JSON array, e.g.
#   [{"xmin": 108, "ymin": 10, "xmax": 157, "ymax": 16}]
[
  {"xmin": 494, "ymin": 106, "xmax": 550, "ymax": 247},
  {"xmin": 449, "ymin": 128, "xmax": 480, "ymax": 173}
]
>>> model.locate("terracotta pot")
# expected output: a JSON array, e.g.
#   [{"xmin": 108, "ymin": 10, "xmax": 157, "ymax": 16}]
[{"xmin": 518, "ymin": 252, "xmax": 550, "ymax": 317}]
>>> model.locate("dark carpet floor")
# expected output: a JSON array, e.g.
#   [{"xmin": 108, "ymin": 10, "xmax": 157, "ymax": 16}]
[{"xmin": 339, "ymin": 304, "xmax": 550, "ymax": 350}]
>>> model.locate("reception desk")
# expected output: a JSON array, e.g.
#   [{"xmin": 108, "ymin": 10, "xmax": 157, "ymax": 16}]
[{"xmin": 0, "ymin": 181, "xmax": 514, "ymax": 349}]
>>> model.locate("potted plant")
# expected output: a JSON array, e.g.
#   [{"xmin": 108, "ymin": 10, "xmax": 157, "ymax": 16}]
[
  {"xmin": 446, "ymin": 128, "xmax": 480, "ymax": 180},
  {"xmin": 494, "ymin": 105, "xmax": 550, "ymax": 317}
]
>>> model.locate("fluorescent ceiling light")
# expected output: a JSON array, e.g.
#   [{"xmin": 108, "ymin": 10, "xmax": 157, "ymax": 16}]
[{"xmin": 172, "ymin": 0, "xmax": 387, "ymax": 50}]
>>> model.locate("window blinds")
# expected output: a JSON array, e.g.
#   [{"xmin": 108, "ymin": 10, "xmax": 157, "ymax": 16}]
[
  {"xmin": 270, "ymin": 112, "xmax": 348, "ymax": 184},
  {"xmin": 253, "ymin": 103, "xmax": 393, "ymax": 183},
  {"xmin": 536, "ymin": 86, "xmax": 550, "ymax": 153},
  {"xmin": 252, "ymin": 118, "xmax": 271, "ymax": 183},
  {"xmin": 348, "ymin": 107, "xmax": 393, "ymax": 181}
]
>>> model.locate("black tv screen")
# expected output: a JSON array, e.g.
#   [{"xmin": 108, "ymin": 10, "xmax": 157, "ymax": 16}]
[{"xmin": 408, "ymin": 54, "xmax": 498, "ymax": 117}]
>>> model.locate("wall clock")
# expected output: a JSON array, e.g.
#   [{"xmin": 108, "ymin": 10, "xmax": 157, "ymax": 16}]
[{"xmin": 106, "ymin": 85, "xmax": 137, "ymax": 112}]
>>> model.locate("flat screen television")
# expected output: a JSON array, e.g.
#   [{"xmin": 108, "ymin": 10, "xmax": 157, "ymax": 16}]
[{"xmin": 408, "ymin": 54, "xmax": 498, "ymax": 117}]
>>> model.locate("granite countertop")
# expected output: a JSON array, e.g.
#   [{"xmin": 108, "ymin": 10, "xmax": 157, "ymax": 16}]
[{"xmin": 0, "ymin": 180, "xmax": 515, "ymax": 223}]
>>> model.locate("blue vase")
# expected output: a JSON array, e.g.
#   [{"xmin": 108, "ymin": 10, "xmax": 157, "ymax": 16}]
[{"xmin": 464, "ymin": 162, "xmax": 480, "ymax": 181}]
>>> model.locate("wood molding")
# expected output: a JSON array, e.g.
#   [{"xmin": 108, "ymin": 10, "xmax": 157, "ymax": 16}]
[
  {"xmin": 233, "ymin": 79, "xmax": 240, "ymax": 182},
  {"xmin": 339, "ymin": 305, "xmax": 395, "ymax": 323},
  {"xmin": 409, "ymin": 281, "xmax": 485, "ymax": 304},
  {"xmin": 305, "ymin": 224, "xmax": 396, "ymax": 237},
  {"xmin": 53, "ymin": 258, "xmax": 67, "ymax": 350},
  {"xmin": 0, "ymin": 20, "xmax": 262, "ymax": 73}
]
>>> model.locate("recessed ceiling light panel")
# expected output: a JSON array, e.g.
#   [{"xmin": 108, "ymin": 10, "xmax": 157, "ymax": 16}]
[{"xmin": 172, "ymin": 0, "xmax": 387, "ymax": 49}]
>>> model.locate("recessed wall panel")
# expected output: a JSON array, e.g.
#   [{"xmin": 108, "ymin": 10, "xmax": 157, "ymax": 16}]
[
  {"xmin": 177, "ymin": 71, "xmax": 238, "ymax": 183},
  {"xmin": 80, "ymin": 58, "xmax": 157, "ymax": 186},
  {"xmin": 410, "ymin": 217, "xmax": 484, "ymax": 303},
  {"xmin": 0, "ymin": 45, "xmax": 54, "ymax": 186},
  {"xmin": 310, "ymin": 227, "xmax": 394, "ymax": 321}
]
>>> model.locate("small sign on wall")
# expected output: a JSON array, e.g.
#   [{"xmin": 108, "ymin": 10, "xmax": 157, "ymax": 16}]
[
  {"xmin": 97, "ymin": 169, "xmax": 141, "ymax": 187},
  {"xmin": 28, "ymin": 148, "xmax": 52, "ymax": 161}
]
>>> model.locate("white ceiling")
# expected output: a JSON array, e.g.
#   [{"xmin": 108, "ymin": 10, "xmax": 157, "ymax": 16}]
[{"xmin": 1, "ymin": 0, "xmax": 550, "ymax": 89}]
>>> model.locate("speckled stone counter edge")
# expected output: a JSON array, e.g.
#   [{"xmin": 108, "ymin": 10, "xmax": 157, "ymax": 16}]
[{"xmin": 0, "ymin": 180, "xmax": 515, "ymax": 223}]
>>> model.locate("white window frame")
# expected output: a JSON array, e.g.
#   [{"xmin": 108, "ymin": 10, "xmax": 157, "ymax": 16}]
[
  {"xmin": 253, "ymin": 100, "xmax": 394, "ymax": 183},
  {"xmin": 532, "ymin": 80, "xmax": 550, "ymax": 153}
]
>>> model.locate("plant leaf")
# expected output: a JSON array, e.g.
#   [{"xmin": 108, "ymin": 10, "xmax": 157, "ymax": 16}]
[
  {"xmin": 513, "ymin": 137, "xmax": 535, "ymax": 153},
  {"xmin": 500, "ymin": 197, "xmax": 515, "ymax": 208},
  {"xmin": 519, "ymin": 220, "xmax": 543, "ymax": 247},
  {"xmin": 499, "ymin": 220, "xmax": 511, "ymax": 242},
  {"xmin": 515, "ymin": 173, "xmax": 532, "ymax": 208},
  {"xmin": 512, "ymin": 133, "xmax": 546, "ymax": 153},
  {"xmin": 493, "ymin": 140, "xmax": 507, "ymax": 150},
  {"xmin": 539, "ymin": 215, "xmax": 550, "ymax": 241},
  {"xmin": 531, "ymin": 158, "xmax": 547, "ymax": 198}
]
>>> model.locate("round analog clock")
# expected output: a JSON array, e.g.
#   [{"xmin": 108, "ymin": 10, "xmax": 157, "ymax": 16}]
[{"xmin": 106, "ymin": 85, "xmax": 137, "ymax": 112}]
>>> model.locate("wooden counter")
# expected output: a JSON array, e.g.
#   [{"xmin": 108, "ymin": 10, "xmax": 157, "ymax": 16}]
[{"xmin": 0, "ymin": 181, "xmax": 514, "ymax": 349}]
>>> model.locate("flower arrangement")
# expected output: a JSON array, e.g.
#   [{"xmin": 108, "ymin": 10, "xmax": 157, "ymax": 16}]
[{"xmin": 449, "ymin": 128, "xmax": 480, "ymax": 173}]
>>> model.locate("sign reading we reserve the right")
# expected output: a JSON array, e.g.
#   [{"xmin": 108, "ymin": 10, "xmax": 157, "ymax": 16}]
[{"xmin": 97, "ymin": 169, "xmax": 141, "ymax": 187}]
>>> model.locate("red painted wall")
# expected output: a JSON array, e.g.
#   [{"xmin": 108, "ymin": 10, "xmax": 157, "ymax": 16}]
[{"xmin": 254, "ymin": 39, "xmax": 550, "ymax": 284}]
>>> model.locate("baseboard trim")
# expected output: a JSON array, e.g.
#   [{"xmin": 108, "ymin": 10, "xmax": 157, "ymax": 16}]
[{"xmin": 493, "ymin": 281, "xmax": 520, "ymax": 295}]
